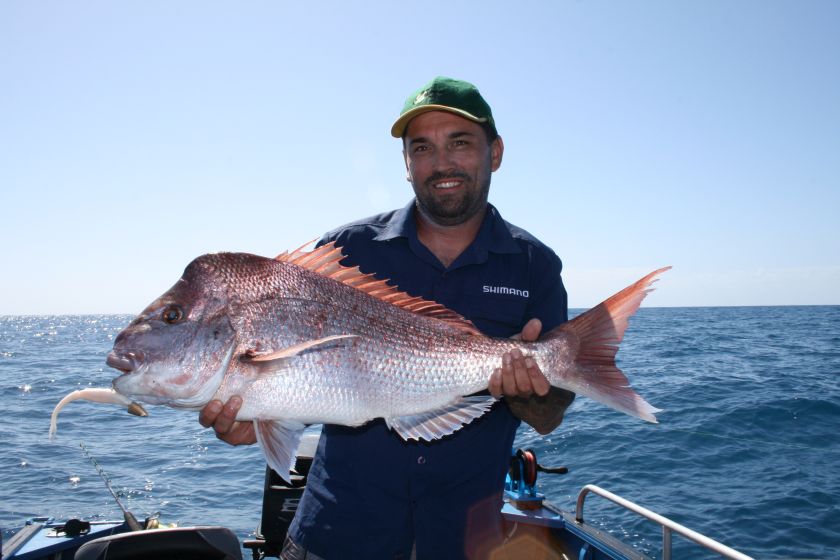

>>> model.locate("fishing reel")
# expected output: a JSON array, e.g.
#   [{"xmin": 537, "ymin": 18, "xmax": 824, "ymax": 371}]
[
  {"xmin": 51, "ymin": 518, "xmax": 92, "ymax": 537},
  {"xmin": 504, "ymin": 448, "xmax": 568, "ymax": 510}
]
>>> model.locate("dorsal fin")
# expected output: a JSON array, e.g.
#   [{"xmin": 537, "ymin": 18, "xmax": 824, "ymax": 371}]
[{"xmin": 276, "ymin": 241, "xmax": 481, "ymax": 335}]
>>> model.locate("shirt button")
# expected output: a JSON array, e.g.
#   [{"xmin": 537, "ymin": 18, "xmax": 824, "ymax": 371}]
[{"xmin": 417, "ymin": 456, "xmax": 426, "ymax": 465}]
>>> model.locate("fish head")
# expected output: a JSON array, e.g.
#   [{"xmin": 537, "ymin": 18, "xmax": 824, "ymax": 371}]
[{"xmin": 108, "ymin": 254, "xmax": 239, "ymax": 408}]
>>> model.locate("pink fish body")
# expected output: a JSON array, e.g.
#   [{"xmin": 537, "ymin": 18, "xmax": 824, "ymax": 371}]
[{"xmin": 51, "ymin": 242, "xmax": 666, "ymax": 481}]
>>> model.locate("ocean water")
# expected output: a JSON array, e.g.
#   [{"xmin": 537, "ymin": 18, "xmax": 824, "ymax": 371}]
[{"xmin": 1, "ymin": 308, "xmax": 839, "ymax": 559}]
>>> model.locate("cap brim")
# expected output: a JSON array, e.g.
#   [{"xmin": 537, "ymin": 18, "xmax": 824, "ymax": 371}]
[{"xmin": 390, "ymin": 105, "xmax": 487, "ymax": 138}]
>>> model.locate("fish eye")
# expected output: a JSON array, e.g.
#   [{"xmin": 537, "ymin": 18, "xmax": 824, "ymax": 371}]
[{"xmin": 162, "ymin": 305, "xmax": 184, "ymax": 324}]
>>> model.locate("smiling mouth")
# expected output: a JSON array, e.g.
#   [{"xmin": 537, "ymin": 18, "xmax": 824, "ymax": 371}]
[{"xmin": 426, "ymin": 171, "xmax": 469, "ymax": 191}]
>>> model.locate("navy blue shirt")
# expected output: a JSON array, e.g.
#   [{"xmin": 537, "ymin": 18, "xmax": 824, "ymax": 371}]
[{"xmin": 289, "ymin": 200, "xmax": 567, "ymax": 560}]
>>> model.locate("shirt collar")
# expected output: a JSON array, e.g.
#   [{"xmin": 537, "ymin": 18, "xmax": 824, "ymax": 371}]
[
  {"xmin": 373, "ymin": 199, "xmax": 522, "ymax": 261},
  {"xmin": 372, "ymin": 199, "xmax": 416, "ymax": 242}
]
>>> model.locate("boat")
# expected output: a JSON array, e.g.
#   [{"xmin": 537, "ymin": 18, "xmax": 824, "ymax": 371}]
[{"xmin": 3, "ymin": 435, "xmax": 753, "ymax": 560}]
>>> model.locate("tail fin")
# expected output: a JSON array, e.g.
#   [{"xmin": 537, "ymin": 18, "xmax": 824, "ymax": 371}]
[{"xmin": 547, "ymin": 267, "xmax": 670, "ymax": 423}]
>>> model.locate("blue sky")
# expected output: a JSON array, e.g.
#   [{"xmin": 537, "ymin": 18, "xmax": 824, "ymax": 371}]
[{"xmin": 1, "ymin": 1, "xmax": 838, "ymax": 314}]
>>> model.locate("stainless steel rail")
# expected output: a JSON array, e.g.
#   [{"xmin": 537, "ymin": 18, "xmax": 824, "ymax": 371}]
[{"xmin": 574, "ymin": 484, "xmax": 753, "ymax": 560}]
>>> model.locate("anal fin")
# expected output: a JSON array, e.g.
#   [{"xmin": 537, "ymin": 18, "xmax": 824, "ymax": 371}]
[{"xmin": 386, "ymin": 396, "xmax": 497, "ymax": 441}]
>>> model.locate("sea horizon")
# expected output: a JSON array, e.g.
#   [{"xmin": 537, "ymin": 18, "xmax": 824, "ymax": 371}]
[{"xmin": 2, "ymin": 303, "xmax": 838, "ymax": 318}]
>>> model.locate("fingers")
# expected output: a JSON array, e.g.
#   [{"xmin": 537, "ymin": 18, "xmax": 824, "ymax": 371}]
[
  {"xmin": 520, "ymin": 318, "xmax": 542, "ymax": 342},
  {"xmin": 527, "ymin": 360, "xmax": 551, "ymax": 396},
  {"xmin": 213, "ymin": 396, "xmax": 243, "ymax": 434},
  {"xmin": 489, "ymin": 368, "xmax": 503, "ymax": 398},
  {"xmin": 490, "ymin": 348, "xmax": 551, "ymax": 398},
  {"xmin": 219, "ymin": 421, "xmax": 257, "ymax": 446},
  {"xmin": 198, "ymin": 399, "xmax": 224, "ymax": 428},
  {"xmin": 505, "ymin": 350, "xmax": 529, "ymax": 396},
  {"xmin": 492, "ymin": 318, "xmax": 549, "ymax": 397},
  {"xmin": 197, "ymin": 396, "xmax": 256, "ymax": 446}
]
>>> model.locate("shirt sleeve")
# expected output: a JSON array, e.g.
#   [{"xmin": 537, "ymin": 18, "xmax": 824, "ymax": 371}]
[{"xmin": 523, "ymin": 245, "xmax": 568, "ymax": 333}]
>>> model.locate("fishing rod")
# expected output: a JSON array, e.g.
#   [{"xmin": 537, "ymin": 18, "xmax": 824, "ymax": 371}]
[{"xmin": 79, "ymin": 442, "xmax": 144, "ymax": 531}]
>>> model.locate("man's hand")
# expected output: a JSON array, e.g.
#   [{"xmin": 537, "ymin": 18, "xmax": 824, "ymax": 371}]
[
  {"xmin": 488, "ymin": 318, "xmax": 550, "ymax": 398},
  {"xmin": 198, "ymin": 396, "xmax": 257, "ymax": 446},
  {"xmin": 488, "ymin": 318, "xmax": 576, "ymax": 434}
]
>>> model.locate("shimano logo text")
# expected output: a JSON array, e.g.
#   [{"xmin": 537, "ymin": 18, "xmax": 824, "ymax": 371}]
[{"xmin": 483, "ymin": 285, "xmax": 529, "ymax": 298}]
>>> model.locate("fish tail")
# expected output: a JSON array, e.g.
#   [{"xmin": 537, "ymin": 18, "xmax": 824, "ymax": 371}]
[{"xmin": 545, "ymin": 267, "xmax": 670, "ymax": 423}]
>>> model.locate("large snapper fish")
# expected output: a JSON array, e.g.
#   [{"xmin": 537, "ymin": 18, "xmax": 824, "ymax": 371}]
[{"xmin": 51, "ymin": 242, "xmax": 667, "ymax": 482}]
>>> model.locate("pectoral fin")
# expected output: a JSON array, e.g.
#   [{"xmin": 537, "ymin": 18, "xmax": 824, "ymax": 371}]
[
  {"xmin": 385, "ymin": 396, "xmax": 497, "ymax": 441},
  {"xmin": 246, "ymin": 334, "xmax": 358, "ymax": 362},
  {"xmin": 254, "ymin": 419, "xmax": 306, "ymax": 484}
]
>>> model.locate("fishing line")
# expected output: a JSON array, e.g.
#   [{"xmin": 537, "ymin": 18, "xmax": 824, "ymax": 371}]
[{"xmin": 79, "ymin": 442, "xmax": 144, "ymax": 530}]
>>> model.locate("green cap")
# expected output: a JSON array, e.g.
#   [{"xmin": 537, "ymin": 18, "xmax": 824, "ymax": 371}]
[{"xmin": 390, "ymin": 76, "xmax": 497, "ymax": 138}]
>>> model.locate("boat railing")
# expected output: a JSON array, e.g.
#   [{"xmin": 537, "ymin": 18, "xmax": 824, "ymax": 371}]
[{"xmin": 574, "ymin": 484, "xmax": 753, "ymax": 560}]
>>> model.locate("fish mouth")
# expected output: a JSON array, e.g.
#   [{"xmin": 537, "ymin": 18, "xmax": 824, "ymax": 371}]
[{"xmin": 106, "ymin": 350, "xmax": 145, "ymax": 373}]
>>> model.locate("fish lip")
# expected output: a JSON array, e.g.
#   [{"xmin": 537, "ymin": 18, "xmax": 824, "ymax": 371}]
[{"xmin": 106, "ymin": 350, "xmax": 144, "ymax": 373}]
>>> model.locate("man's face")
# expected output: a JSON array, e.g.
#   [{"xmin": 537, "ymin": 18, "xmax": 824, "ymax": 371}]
[{"xmin": 403, "ymin": 111, "xmax": 503, "ymax": 227}]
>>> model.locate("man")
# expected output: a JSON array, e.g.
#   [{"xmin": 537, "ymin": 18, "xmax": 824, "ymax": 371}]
[{"xmin": 200, "ymin": 76, "xmax": 575, "ymax": 559}]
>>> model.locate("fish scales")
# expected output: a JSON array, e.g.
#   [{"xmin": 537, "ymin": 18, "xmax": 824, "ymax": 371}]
[
  {"xmin": 50, "ymin": 242, "xmax": 667, "ymax": 482},
  {"xmin": 219, "ymin": 264, "xmax": 514, "ymax": 423}
]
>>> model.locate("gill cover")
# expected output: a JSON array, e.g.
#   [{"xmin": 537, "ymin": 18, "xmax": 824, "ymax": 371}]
[{"xmin": 110, "ymin": 255, "xmax": 238, "ymax": 408}]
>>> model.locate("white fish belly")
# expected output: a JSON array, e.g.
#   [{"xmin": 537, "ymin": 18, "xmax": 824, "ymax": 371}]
[{"xmin": 224, "ymin": 340, "xmax": 504, "ymax": 426}]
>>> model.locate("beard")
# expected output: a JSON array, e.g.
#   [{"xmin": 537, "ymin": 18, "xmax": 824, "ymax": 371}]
[{"xmin": 414, "ymin": 170, "xmax": 491, "ymax": 227}]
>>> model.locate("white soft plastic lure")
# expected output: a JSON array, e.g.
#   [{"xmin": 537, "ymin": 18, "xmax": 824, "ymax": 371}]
[{"xmin": 49, "ymin": 388, "xmax": 147, "ymax": 440}]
